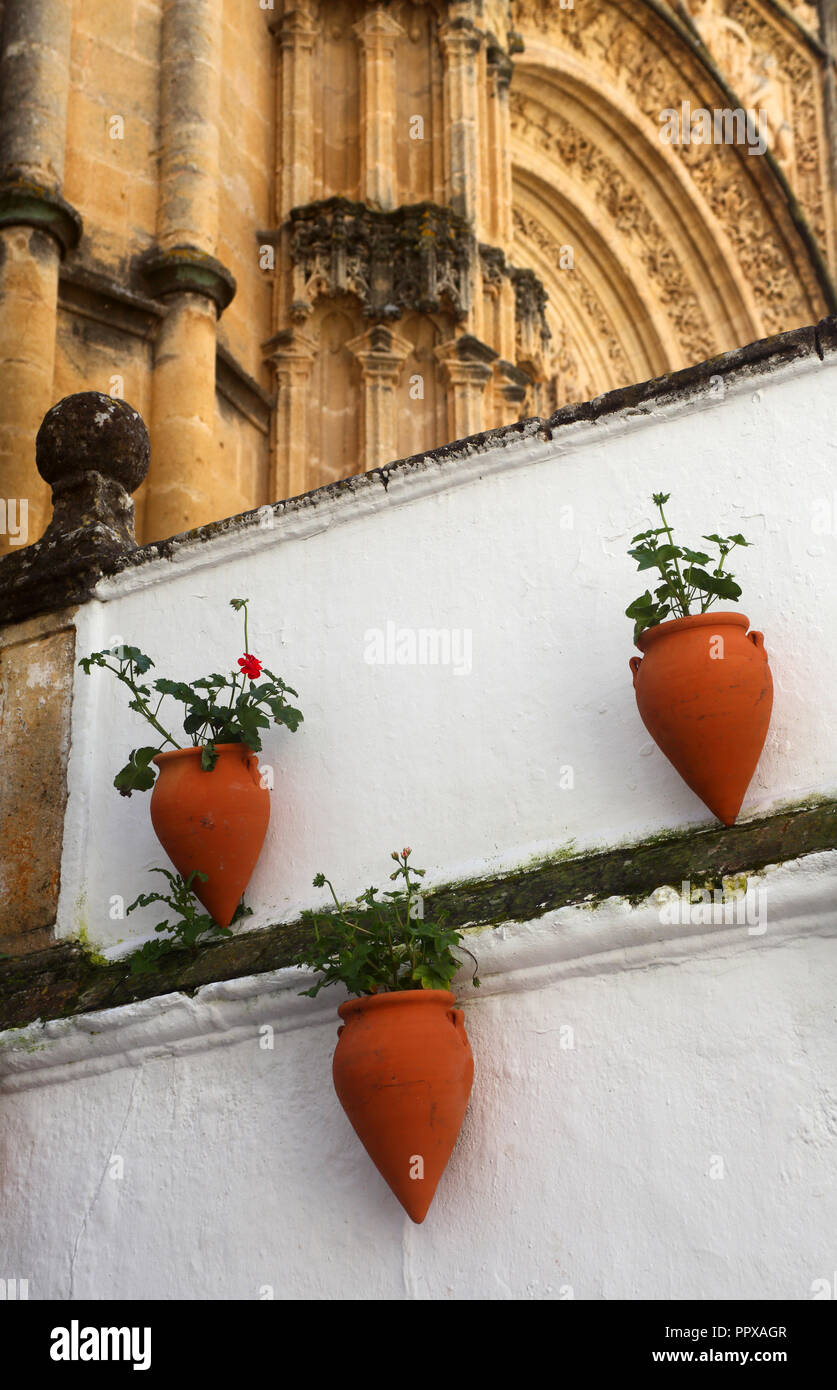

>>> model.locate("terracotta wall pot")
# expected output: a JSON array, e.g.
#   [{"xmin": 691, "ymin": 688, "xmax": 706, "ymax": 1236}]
[
  {"xmin": 629, "ymin": 612, "xmax": 773, "ymax": 826},
  {"xmin": 332, "ymin": 989, "xmax": 474, "ymax": 1224},
  {"xmin": 150, "ymin": 743, "xmax": 270, "ymax": 927}
]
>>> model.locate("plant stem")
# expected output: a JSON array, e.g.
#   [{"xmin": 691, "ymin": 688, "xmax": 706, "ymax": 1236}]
[
  {"xmin": 111, "ymin": 663, "xmax": 179, "ymax": 748},
  {"xmin": 656, "ymin": 497, "xmax": 689, "ymax": 617}
]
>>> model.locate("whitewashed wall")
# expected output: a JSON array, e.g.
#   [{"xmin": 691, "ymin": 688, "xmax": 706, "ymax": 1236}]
[
  {"xmin": 2, "ymin": 341, "xmax": 836, "ymax": 1301},
  {"xmin": 59, "ymin": 348, "xmax": 837, "ymax": 955},
  {"xmin": 1, "ymin": 852, "xmax": 835, "ymax": 1299}
]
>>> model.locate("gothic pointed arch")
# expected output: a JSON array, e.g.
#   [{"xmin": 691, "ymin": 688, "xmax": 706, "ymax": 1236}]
[{"xmin": 508, "ymin": 0, "xmax": 836, "ymax": 405}]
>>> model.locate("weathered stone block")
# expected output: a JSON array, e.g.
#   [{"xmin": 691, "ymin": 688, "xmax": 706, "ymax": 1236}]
[{"xmin": 0, "ymin": 611, "xmax": 76, "ymax": 954}]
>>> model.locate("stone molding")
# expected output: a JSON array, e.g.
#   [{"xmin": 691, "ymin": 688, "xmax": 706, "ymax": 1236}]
[
  {"xmin": 0, "ymin": 175, "xmax": 82, "ymax": 256},
  {"xmin": 135, "ymin": 245, "xmax": 237, "ymax": 314}
]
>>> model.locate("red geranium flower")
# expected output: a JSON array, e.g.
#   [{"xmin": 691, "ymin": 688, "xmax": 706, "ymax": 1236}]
[{"xmin": 238, "ymin": 653, "xmax": 262, "ymax": 680}]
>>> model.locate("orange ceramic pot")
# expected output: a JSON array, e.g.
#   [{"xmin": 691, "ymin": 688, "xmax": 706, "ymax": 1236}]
[
  {"xmin": 629, "ymin": 611, "xmax": 773, "ymax": 826},
  {"xmin": 332, "ymin": 990, "xmax": 474, "ymax": 1224},
  {"xmin": 150, "ymin": 743, "xmax": 270, "ymax": 926}
]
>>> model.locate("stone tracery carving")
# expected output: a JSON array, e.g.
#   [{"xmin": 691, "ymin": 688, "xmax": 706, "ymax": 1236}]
[
  {"xmin": 510, "ymin": 0, "xmax": 827, "ymax": 336},
  {"xmin": 510, "ymin": 90, "xmax": 718, "ymax": 363},
  {"xmin": 685, "ymin": 0, "xmax": 827, "ymax": 231},
  {"xmin": 513, "ymin": 205, "xmax": 631, "ymax": 403},
  {"xmin": 288, "ymin": 198, "xmax": 475, "ymax": 322},
  {"xmin": 266, "ymin": 0, "xmax": 830, "ymax": 496}
]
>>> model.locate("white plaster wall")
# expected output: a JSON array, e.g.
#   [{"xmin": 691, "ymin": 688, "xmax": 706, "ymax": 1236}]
[
  {"xmin": 58, "ymin": 349, "xmax": 837, "ymax": 953},
  {"xmin": 2, "ymin": 854, "xmax": 835, "ymax": 1300}
]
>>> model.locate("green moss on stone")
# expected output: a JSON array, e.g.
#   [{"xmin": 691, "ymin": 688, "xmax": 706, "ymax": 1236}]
[{"xmin": 2, "ymin": 795, "xmax": 835, "ymax": 1031}]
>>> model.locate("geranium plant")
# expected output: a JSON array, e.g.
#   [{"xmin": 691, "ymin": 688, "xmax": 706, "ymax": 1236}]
[
  {"xmin": 126, "ymin": 867, "xmax": 252, "ymax": 975},
  {"xmin": 79, "ymin": 598, "xmax": 303, "ymax": 795},
  {"xmin": 626, "ymin": 493, "xmax": 751, "ymax": 643},
  {"xmin": 293, "ymin": 849, "xmax": 480, "ymax": 997}
]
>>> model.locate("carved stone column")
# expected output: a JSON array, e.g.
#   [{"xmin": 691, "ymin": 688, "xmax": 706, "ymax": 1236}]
[
  {"xmin": 439, "ymin": 4, "xmax": 484, "ymax": 229},
  {"xmin": 435, "ymin": 335, "xmax": 496, "ymax": 439},
  {"xmin": 266, "ymin": 326, "xmax": 317, "ymax": 499},
  {"xmin": 353, "ymin": 8, "xmax": 406, "ymax": 212},
  {"xmin": 274, "ymin": 4, "xmax": 319, "ymax": 219},
  {"xmin": 348, "ymin": 324, "xmax": 411, "ymax": 470},
  {"xmin": 141, "ymin": 0, "xmax": 236, "ymax": 542},
  {"xmin": 0, "ymin": 0, "xmax": 80, "ymax": 552}
]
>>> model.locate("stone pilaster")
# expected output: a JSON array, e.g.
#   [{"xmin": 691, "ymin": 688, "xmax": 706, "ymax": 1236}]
[
  {"xmin": 266, "ymin": 326, "xmax": 317, "ymax": 499},
  {"xmin": 274, "ymin": 4, "xmax": 319, "ymax": 219},
  {"xmin": 439, "ymin": 4, "xmax": 484, "ymax": 230},
  {"xmin": 485, "ymin": 41, "xmax": 514, "ymax": 252},
  {"xmin": 347, "ymin": 324, "xmax": 411, "ymax": 470},
  {"xmin": 435, "ymin": 334, "xmax": 497, "ymax": 439},
  {"xmin": 0, "ymin": 0, "xmax": 79, "ymax": 552},
  {"xmin": 492, "ymin": 358, "xmax": 531, "ymax": 429},
  {"xmin": 353, "ymin": 8, "xmax": 406, "ymax": 212}
]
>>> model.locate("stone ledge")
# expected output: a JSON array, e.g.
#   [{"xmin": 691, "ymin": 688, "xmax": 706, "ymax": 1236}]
[{"xmin": 1, "ymin": 797, "xmax": 834, "ymax": 1031}]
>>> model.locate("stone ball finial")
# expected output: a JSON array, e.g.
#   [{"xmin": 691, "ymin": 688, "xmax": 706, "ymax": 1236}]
[{"xmin": 36, "ymin": 392, "xmax": 150, "ymax": 494}]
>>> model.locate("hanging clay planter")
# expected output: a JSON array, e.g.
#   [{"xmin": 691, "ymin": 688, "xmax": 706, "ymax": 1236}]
[
  {"xmin": 332, "ymin": 990, "xmax": 474, "ymax": 1224},
  {"xmin": 629, "ymin": 611, "xmax": 773, "ymax": 826},
  {"xmin": 150, "ymin": 743, "xmax": 270, "ymax": 926}
]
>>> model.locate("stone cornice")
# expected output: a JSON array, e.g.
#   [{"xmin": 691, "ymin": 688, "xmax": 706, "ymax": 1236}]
[{"xmin": 580, "ymin": 0, "xmax": 837, "ymax": 314}]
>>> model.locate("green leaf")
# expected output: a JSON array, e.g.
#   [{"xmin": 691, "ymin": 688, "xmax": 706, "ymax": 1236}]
[
  {"xmin": 629, "ymin": 545, "xmax": 679, "ymax": 573},
  {"xmin": 683, "ymin": 567, "xmax": 742, "ymax": 599},
  {"xmin": 625, "ymin": 591, "xmax": 655, "ymax": 617},
  {"xmin": 201, "ymin": 741, "xmax": 218, "ymax": 772},
  {"xmin": 630, "ymin": 527, "xmax": 667, "ymax": 543},
  {"xmin": 113, "ymin": 746, "xmax": 161, "ymax": 797},
  {"xmin": 130, "ymin": 939, "xmax": 172, "ymax": 975},
  {"xmin": 78, "ymin": 652, "xmax": 107, "ymax": 674},
  {"xmin": 191, "ymin": 674, "xmax": 229, "ymax": 691},
  {"xmin": 274, "ymin": 704, "xmax": 304, "ymax": 732},
  {"xmin": 293, "ymin": 853, "xmax": 476, "ymax": 999},
  {"xmin": 153, "ymin": 678, "xmax": 197, "ymax": 703},
  {"xmin": 121, "ymin": 648, "xmax": 154, "ymax": 674},
  {"xmin": 127, "ymin": 867, "xmax": 235, "ymax": 967}
]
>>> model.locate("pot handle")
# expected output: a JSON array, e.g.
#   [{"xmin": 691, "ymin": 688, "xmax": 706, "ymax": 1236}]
[
  {"xmin": 749, "ymin": 630, "xmax": 767, "ymax": 656},
  {"xmin": 629, "ymin": 656, "xmax": 642, "ymax": 686},
  {"xmin": 246, "ymin": 749, "xmax": 266, "ymax": 788},
  {"xmin": 336, "ymin": 1024, "xmax": 344, "ymax": 1038},
  {"xmin": 447, "ymin": 1008, "xmax": 468, "ymax": 1045}
]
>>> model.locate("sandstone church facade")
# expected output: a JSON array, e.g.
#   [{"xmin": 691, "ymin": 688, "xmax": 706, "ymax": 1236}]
[{"xmin": 0, "ymin": 0, "xmax": 835, "ymax": 551}]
